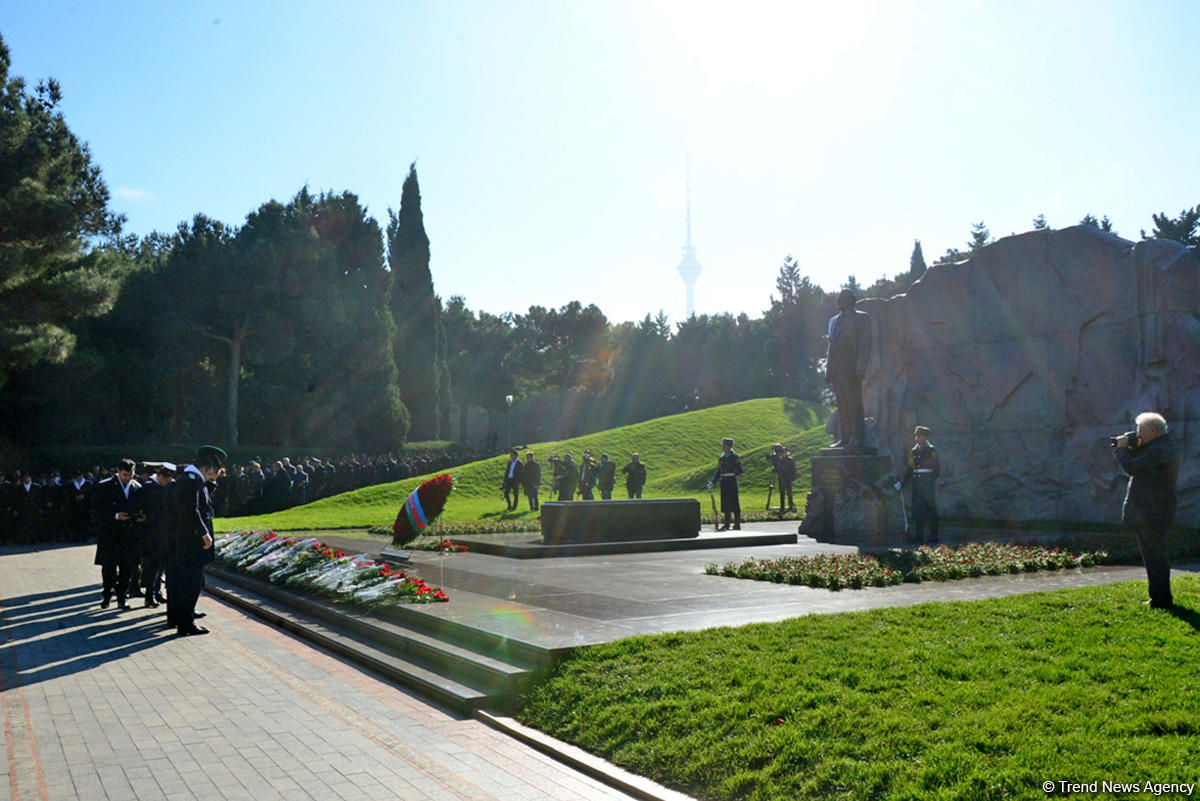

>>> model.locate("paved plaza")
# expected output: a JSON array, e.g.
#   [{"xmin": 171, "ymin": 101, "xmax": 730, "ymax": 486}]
[
  {"xmin": 0, "ymin": 545, "xmax": 654, "ymax": 801},
  {"xmin": 3, "ymin": 529, "xmax": 1191, "ymax": 801}
]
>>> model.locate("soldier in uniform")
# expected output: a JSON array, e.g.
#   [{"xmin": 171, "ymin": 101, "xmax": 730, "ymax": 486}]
[
  {"xmin": 165, "ymin": 446, "xmax": 225, "ymax": 636},
  {"xmin": 776, "ymin": 446, "xmax": 797, "ymax": 514},
  {"xmin": 895, "ymin": 426, "xmax": 941, "ymax": 543},
  {"xmin": 708, "ymin": 438, "xmax": 744, "ymax": 530}
]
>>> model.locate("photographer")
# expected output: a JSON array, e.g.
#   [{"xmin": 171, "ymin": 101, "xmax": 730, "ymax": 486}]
[{"xmin": 1112, "ymin": 412, "xmax": 1179, "ymax": 609}]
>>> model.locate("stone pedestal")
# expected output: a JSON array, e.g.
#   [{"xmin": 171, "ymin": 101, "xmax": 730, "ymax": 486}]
[{"xmin": 799, "ymin": 449, "xmax": 906, "ymax": 550}]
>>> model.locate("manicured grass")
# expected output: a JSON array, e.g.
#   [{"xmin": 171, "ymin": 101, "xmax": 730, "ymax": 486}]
[
  {"xmin": 516, "ymin": 576, "xmax": 1200, "ymax": 801},
  {"xmin": 216, "ymin": 397, "xmax": 827, "ymax": 532}
]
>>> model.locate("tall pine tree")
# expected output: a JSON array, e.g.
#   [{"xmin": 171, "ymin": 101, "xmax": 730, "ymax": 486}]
[
  {"xmin": 387, "ymin": 163, "xmax": 449, "ymax": 440},
  {"xmin": 0, "ymin": 35, "xmax": 129, "ymax": 390}
]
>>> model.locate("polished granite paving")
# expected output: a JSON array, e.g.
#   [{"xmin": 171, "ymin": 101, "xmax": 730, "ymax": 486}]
[{"xmin": 320, "ymin": 523, "xmax": 1191, "ymax": 652}]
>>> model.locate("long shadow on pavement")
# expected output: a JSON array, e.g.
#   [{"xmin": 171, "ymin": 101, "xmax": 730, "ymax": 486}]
[{"xmin": 1, "ymin": 583, "xmax": 173, "ymax": 689}]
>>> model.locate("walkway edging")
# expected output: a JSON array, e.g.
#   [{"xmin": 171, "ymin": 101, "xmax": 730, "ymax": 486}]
[{"xmin": 474, "ymin": 711, "xmax": 698, "ymax": 801}]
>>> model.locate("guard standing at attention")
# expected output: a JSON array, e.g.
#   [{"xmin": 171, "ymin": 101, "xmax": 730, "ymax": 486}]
[
  {"xmin": 896, "ymin": 425, "xmax": 940, "ymax": 543},
  {"xmin": 708, "ymin": 437, "xmax": 744, "ymax": 531}
]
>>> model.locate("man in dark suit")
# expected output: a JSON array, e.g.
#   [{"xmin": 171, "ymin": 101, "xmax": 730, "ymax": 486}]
[
  {"xmin": 14, "ymin": 472, "xmax": 43, "ymax": 543},
  {"xmin": 1113, "ymin": 412, "xmax": 1180, "ymax": 609},
  {"xmin": 136, "ymin": 463, "xmax": 174, "ymax": 608},
  {"xmin": 501, "ymin": 449, "xmax": 524, "ymax": 511},
  {"xmin": 93, "ymin": 459, "xmax": 142, "ymax": 609},
  {"xmin": 66, "ymin": 469, "xmax": 93, "ymax": 542},
  {"xmin": 825, "ymin": 289, "xmax": 871, "ymax": 449},
  {"xmin": 621, "ymin": 453, "xmax": 647, "ymax": 499},
  {"xmin": 165, "ymin": 446, "xmax": 225, "ymax": 636}
]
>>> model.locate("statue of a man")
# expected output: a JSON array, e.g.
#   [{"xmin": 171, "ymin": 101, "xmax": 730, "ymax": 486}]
[{"xmin": 825, "ymin": 289, "xmax": 871, "ymax": 449}]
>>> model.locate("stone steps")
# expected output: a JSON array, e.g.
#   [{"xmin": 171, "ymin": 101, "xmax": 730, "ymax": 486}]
[{"xmin": 205, "ymin": 567, "xmax": 556, "ymax": 714}]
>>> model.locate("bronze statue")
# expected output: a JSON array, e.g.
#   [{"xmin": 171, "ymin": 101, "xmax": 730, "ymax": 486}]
[{"xmin": 825, "ymin": 289, "xmax": 870, "ymax": 449}]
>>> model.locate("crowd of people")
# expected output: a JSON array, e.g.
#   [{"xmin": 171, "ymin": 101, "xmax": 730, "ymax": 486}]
[
  {"xmin": 0, "ymin": 448, "xmax": 485, "ymax": 544},
  {"xmin": 213, "ymin": 449, "xmax": 479, "ymax": 517},
  {"xmin": 501, "ymin": 449, "xmax": 649, "ymax": 511}
]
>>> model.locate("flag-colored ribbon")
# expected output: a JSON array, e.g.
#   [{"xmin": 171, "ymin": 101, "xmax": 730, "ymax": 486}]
[{"xmin": 405, "ymin": 488, "xmax": 429, "ymax": 532}]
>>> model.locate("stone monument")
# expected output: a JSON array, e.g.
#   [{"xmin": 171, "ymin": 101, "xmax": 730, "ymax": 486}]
[{"xmin": 856, "ymin": 225, "xmax": 1198, "ymax": 531}]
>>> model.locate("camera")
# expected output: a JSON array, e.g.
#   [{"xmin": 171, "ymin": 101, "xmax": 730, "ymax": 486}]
[{"xmin": 1108, "ymin": 430, "xmax": 1138, "ymax": 449}]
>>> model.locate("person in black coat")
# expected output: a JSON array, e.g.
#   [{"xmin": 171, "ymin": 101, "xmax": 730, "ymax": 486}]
[
  {"xmin": 578, "ymin": 454, "xmax": 597, "ymax": 500},
  {"xmin": 14, "ymin": 472, "xmax": 43, "ymax": 544},
  {"xmin": 66, "ymin": 470, "xmax": 93, "ymax": 542},
  {"xmin": 521, "ymin": 452, "xmax": 541, "ymax": 512},
  {"xmin": 596, "ymin": 453, "xmax": 617, "ymax": 500},
  {"xmin": 501, "ymin": 449, "xmax": 524, "ymax": 511},
  {"xmin": 621, "ymin": 453, "xmax": 647, "ymax": 499},
  {"xmin": 557, "ymin": 453, "xmax": 579, "ymax": 501},
  {"xmin": 136, "ymin": 464, "xmax": 174, "ymax": 607},
  {"xmin": 165, "ymin": 446, "xmax": 225, "ymax": 636},
  {"xmin": 93, "ymin": 459, "xmax": 142, "ymax": 609},
  {"xmin": 708, "ymin": 438, "xmax": 743, "ymax": 530},
  {"xmin": 1113, "ymin": 412, "xmax": 1180, "ymax": 609}
]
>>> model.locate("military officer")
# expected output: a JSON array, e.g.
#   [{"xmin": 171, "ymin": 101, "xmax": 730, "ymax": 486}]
[{"xmin": 708, "ymin": 438, "xmax": 744, "ymax": 531}]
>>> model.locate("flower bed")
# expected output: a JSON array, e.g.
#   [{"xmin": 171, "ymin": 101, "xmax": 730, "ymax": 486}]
[
  {"xmin": 705, "ymin": 542, "xmax": 1109, "ymax": 590},
  {"xmin": 215, "ymin": 531, "xmax": 449, "ymax": 605}
]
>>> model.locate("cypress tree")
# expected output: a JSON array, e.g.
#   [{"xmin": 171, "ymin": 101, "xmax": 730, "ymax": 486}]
[
  {"xmin": 908, "ymin": 240, "xmax": 927, "ymax": 284},
  {"xmin": 387, "ymin": 163, "xmax": 448, "ymax": 440}
]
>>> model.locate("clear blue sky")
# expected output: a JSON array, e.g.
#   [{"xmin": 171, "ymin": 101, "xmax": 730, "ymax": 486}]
[{"xmin": 4, "ymin": 1, "xmax": 1198, "ymax": 324}]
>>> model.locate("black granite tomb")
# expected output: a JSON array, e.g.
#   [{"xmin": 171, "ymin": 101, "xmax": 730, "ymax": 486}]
[{"xmin": 540, "ymin": 499, "xmax": 701, "ymax": 545}]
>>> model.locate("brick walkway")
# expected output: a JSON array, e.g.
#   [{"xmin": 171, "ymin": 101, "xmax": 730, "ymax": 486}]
[{"xmin": 0, "ymin": 545, "xmax": 647, "ymax": 801}]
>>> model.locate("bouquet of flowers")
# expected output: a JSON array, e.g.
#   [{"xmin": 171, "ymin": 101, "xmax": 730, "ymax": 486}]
[{"xmin": 392, "ymin": 474, "xmax": 454, "ymax": 546}]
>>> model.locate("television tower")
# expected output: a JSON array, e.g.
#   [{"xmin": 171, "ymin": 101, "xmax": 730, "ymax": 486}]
[{"xmin": 676, "ymin": 163, "xmax": 703, "ymax": 318}]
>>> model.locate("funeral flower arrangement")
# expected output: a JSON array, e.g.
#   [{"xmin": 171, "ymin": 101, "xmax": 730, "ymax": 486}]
[
  {"xmin": 392, "ymin": 474, "xmax": 454, "ymax": 546},
  {"xmin": 214, "ymin": 531, "xmax": 449, "ymax": 605}
]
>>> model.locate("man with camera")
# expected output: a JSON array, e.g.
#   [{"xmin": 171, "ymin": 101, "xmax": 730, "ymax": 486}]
[{"xmin": 1112, "ymin": 412, "xmax": 1179, "ymax": 609}]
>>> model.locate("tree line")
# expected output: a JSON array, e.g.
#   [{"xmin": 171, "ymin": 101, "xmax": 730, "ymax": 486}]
[{"xmin": 3, "ymin": 32, "xmax": 1199, "ymax": 459}]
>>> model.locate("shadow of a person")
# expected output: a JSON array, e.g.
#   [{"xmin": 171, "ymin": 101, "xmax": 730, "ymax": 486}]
[{"xmin": 1166, "ymin": 604, "xmax": 1200, "ymax": 632}]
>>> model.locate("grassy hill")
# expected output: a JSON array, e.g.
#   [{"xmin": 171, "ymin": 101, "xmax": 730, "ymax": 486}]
[{"xmin": 216, "ymin": 397, "xmax": 830, "ymax": 532}]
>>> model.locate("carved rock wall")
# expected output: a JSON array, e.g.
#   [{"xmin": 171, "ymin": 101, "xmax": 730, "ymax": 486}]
[{"xmin": 861, "ymin": 225, "xmax": 1200, "ymax": 527}]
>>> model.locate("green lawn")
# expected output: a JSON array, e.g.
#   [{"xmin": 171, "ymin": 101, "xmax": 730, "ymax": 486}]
[
  {"xmin": 216, "ymin": 397, "xmax": 827, "ymax": 532},
  {"xmin": 516, "ymin": 576, "xmax": 1200, "ymax": 801}
]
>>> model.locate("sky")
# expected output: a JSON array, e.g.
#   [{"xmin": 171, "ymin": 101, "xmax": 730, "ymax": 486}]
[{"xmin": 3, "ymin": 0, "xmax": 1199, "ymax": 325}]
